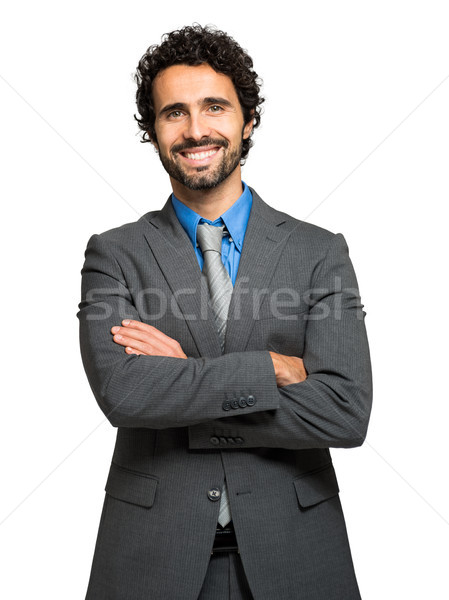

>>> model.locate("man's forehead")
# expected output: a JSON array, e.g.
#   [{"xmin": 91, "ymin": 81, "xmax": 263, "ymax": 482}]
[{"xmin": 153, "ymin": 63, "xmax": 238, "ymax": 106}]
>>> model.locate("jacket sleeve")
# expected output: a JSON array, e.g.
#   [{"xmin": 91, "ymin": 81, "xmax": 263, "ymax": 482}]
[
  {"xmin": 77, "ymin": 233, "xmax": 280, "ymax": 429},
  {"xmin": 188, "ymin": 233, "xmax": 373, "ymax": 450}
]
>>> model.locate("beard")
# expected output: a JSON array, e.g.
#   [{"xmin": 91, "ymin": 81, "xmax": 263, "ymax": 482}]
[{"xmin": 157, "ymin": 137, "xmax": 243, "ymax": 191}]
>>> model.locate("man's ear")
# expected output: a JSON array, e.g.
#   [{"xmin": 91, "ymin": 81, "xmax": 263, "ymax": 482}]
[
  {"xmin": 148, "ymin": 134, "xmax": 159, "ymax": 153},
  {"xmin": 243, "ymin": 112, "xmax": 255, "ymax": 140}
]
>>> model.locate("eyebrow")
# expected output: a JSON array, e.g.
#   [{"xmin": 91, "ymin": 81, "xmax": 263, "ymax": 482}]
[
  {"xmin": 158, "ymin": 97, "xmax": 234, "ymax": 117},
  {"xmin": 203, "ymin": 97, "xmax": 233, "ymax": 108}
]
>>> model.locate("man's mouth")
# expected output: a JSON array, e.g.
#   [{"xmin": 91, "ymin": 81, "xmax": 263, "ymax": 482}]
[
  {"xmin": 182, "ymin": 148, "xmax": 219, "ymax": 160},
  {"xmin": 177, "ymin": 145, "xmax": 223, "ymax": 165}
]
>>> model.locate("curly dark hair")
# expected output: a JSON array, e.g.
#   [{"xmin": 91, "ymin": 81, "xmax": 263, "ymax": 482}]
[{"xmin": 134, "ymin": 24, "xmax": 264, "ymax": 163}]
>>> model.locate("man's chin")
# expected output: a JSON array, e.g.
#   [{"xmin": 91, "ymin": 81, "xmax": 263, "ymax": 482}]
[
  {"xmin": 172, "ymin": 165, "xmax": 233, "ymax": 191},
  {"xmin": 160, "ymin": 149, "xmax": 242, "ymax": 191},
  {"xmin": 178, "ymin": 175, "xmax": 222, "ymax": 191}
]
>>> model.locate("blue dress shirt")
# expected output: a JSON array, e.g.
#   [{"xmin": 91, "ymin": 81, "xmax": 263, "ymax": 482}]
[{"xmin": 171, "ymin": 182, "xmax": 253, "ymax": 285}]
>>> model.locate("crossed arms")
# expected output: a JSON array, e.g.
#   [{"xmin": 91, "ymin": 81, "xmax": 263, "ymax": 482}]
[
  {"xmin": 110, "ymin": 319, "xmax": 307, "ymax": 388},
  {"xmin": 78, "ymin": 231, "xmax": 372, "ymax": 450}
]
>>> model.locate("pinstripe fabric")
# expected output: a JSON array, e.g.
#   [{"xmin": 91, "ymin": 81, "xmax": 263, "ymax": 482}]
[
  {"xmin": 197, "ymin": 222, "xmax": 233, "ymax": 527},
  {"xmin": 198, "ymin": 553, "xmax": 254, "ymax": 599},
  {"xmin": 79, "ymin": 188, "xmax": 372, "ymax": 600}
]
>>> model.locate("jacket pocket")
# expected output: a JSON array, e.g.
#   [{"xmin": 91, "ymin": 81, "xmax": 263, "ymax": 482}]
[
  {"xmin": 293, "ymin": 463, "xmax": 339, "ymax": 508},
  {"xmin": 105, "ymin": 462, "xmax": 159, "ymax": 508}
]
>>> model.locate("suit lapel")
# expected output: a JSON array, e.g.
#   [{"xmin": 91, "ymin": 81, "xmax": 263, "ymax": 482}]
[
  {"xmin": 225, "ymin": 188, "xmax": 294, "ymax": 353},
  {"xmin": 141, "ymin": 188, "xmax": 296, "ymax": 357},
  {"xmin": 142, "ymin": 198, "xmax": 222, "ymax": 358}
]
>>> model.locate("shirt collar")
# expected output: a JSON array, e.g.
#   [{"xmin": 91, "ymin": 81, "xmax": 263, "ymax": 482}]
[{"xmin": 171, "ymin": 181, "xmax": 252, "ymax": 252}]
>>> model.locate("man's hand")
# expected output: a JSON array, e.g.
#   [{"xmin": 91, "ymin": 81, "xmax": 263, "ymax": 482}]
[
  {"xmin": 111, "ymin": 320, "xmax": 188, "ymax": 358},
  {"xmin": 269, "ymin": 352, "xmax": 308, "ymax": 387}
]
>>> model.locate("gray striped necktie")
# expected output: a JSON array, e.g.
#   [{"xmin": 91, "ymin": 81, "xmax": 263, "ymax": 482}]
[{"xmin": 196, "ymin": 222, "xmax": 233, "ymax": 527}]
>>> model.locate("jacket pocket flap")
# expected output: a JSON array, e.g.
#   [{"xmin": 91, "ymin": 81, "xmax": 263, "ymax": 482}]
[
  {"xmin": 293, "ymin": 464, "xmax": 339, "ymax": 508},
  {"xmin": 105, "ymin": 462, "xmax": 159, "ymax": 508}
]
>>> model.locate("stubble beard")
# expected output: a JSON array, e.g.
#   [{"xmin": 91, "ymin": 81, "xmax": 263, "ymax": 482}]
[{"xmin": 158, "ymin": 138, "xmax": 243, "ymax": 191}]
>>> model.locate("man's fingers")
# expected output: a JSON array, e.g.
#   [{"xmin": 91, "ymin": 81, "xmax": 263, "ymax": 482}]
[
  {"xmin": 112, "ymin": 332, "xmax": 150, "ymax": 353},
  {"xmin": 111, "ymin": 329, "xmax": 177, "ymax": 355},
  {"xmin": 112, "ymin": 325, "xmax": 157, "ymax": 345},
  {"xmin": 121, "ymin": 319, "xmax": 172, "ymax": 342},
  {"xmin": 115, "ymin": 320, "xmax": 182, "ymax": 349},
  {"xmin": 111, "ymin": 323, "xmax": 170, "ymax": 347},
  {"xmin": 111, "ymin": 321, "xmax": 187, "ymax": 358},
  {"xmin": 125, "ymin": 346, "xmax": 143, "ymax": 356},
  {"xmin": 113, "ymin": 333, "xmax": 166, "ymax": 356}
]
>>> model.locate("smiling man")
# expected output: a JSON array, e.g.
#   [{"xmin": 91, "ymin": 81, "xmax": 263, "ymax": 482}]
[{"xmin": 78, "ymin": 25, "xmax": 372, "ymax": 600}]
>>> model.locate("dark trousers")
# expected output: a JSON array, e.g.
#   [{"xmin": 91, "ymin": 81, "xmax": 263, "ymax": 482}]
[{"xmin": 198, "ymin": 553, "xmax": 254, "ymax": 600}]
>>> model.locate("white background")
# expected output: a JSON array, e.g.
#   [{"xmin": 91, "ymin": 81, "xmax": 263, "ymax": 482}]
[{"xmin": 1, "ymin": 1, "xmax": 448, "ymax": 598}]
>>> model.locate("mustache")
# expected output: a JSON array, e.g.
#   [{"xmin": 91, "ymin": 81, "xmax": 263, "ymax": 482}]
[{"xmin": 171, "ymin": 138, "xmax": 229, "ymax": 154}]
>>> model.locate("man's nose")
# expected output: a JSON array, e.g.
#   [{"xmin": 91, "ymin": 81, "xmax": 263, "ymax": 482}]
[{"xmin": 182, "ymin": 113, "xmax": 211, "ymax": 141}]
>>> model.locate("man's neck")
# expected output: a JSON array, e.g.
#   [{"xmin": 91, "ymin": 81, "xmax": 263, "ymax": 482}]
[{"xmin": 170, "ymin": 168, "xmax": 244, "ymax": 221}]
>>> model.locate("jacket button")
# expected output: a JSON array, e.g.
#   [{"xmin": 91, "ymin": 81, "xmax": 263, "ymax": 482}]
[
  {"xmin": 219, "ymin": 437, "xmax": 228, "ymax": 445},
  {"xmin": 247, "ymin": 395, "xmax": 256, "ymax": 406},
  {"xmin": 230, "ymin": 399, "xmax": 239, "ymax": 410},
  {"xmin": 238, "ymin": 396, "xmax": 247, "ymax": 408},
  {"xmin": 235, "ymin": 437, "xmax": 244, "ymax": 444},
  {"xmin": 227, "ymin": 437, "xmax": 236, "ymax": 444},
  {"xmin": 210, "ymin": 436, "xmax": 220, "ymax": 445},
  {"xmin": 222, "ymin": 400, "xmax": 231, "ymax": 411},
  {"xmin": 207, "ymin": 488, "xmax": 221, "ymax": 502}
]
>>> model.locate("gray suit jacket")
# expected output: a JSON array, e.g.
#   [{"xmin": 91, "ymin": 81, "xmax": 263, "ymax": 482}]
[{"xmin": 78, "ymin": 188, "xmax": 372, "ymax": 599}]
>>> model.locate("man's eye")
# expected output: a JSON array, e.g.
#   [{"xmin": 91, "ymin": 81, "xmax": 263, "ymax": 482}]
[
  {"xmin": 209, "ymin": 105, "xmax": 223, "ymax": 113},
  {"xmin": 168, "ymin": 110, "xmax": 183, "ymax": 118}
]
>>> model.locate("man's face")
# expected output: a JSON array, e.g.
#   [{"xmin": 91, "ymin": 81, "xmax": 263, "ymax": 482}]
[{"xmin": 151, "ymin": 63, "xmax": 253, "ymax": 191}]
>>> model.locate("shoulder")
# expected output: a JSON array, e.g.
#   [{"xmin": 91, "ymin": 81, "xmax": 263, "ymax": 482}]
[
  {"xmin": 85, "ymin": 209, "xmax": 161, "ymax": 254},
  {"xmin": 251, "ymin": 187, "xmax": 340, "ymax": 251}
]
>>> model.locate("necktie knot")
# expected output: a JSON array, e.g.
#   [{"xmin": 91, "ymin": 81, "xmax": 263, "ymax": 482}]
[{"xmin": 196, "ymin": 222, "xmax": 224, "ymax": 254}]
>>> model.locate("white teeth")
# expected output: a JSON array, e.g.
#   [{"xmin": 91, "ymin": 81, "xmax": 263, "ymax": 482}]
[{"xmin": 184, "ymin": 149, "xmax": 218, "ymax": 160}]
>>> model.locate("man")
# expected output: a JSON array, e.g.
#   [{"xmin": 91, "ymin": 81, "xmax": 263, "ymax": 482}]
[{"xmin": 78, "ymin": 24, "xmax": 372, "ymax": 600}]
